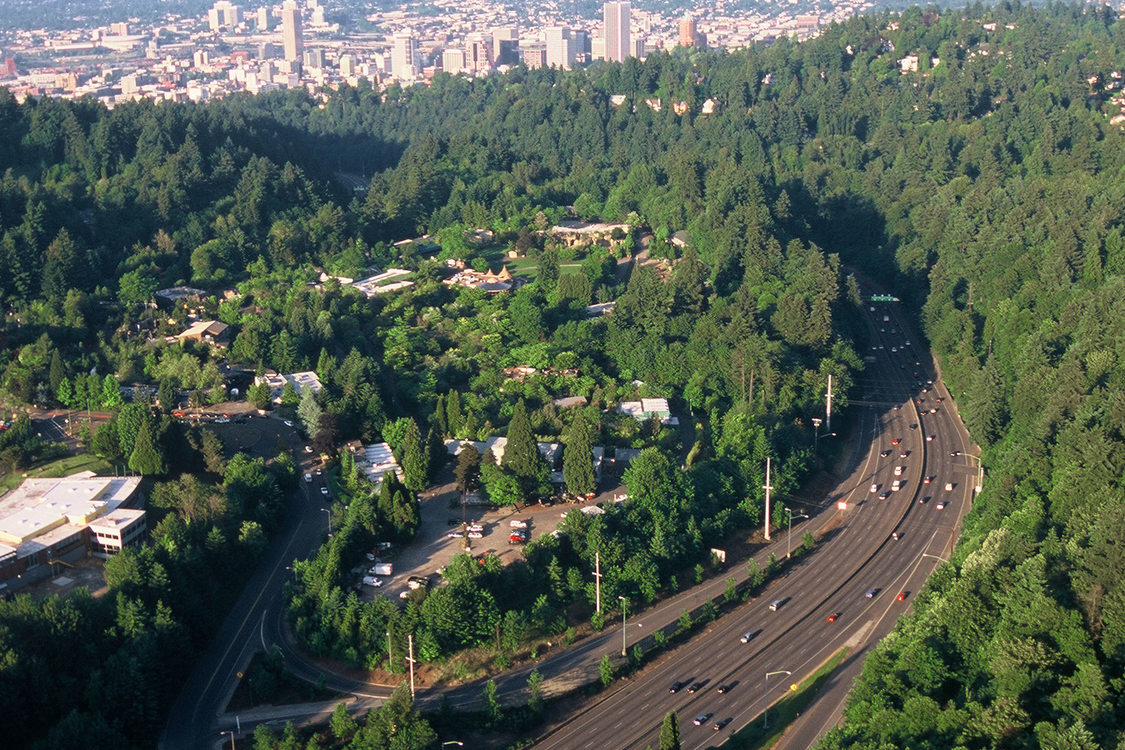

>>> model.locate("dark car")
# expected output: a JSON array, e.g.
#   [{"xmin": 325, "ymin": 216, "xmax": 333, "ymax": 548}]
[
  {"xmin": 669, "ymin": 681, "xmax": 686, "ymax": 693},
  {"xmin": 687, "ymin": 681, "xmax": 705, "ymax": 693},
  {"xmin": 712, "ymin": 718, "xmax": 732, "ymax": 731},
  {"xmin": 717, "ymin": 683, "xmax": 734, "ymax": 694},
  {"xmin": 693, "ymin": 713, "xmax": 713, "ymax": 726}
]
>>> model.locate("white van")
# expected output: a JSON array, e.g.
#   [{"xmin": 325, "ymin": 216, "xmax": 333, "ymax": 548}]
[{"xmin": 769, "ymin": 599, "xmax": 783, "ymax": 611}]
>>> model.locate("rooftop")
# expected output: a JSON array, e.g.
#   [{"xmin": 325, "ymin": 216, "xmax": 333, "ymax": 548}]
[{"xmin": 0, "ymin": 475, "xmax": 143, "ymax": 550}]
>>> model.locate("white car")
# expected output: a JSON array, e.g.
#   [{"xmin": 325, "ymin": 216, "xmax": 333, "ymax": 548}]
[
  {"xmin": 892, "ymin": 480, "xmax": 901, "ymax": 491},
  {"xmin": 361, "ymin": 576, "xmax": 383, "ymax": 587},
  {"xmin": 284, "ymin": 420, "xmax": 293, "ymax": 427},
  {"xmin": 944, "ymin": 482, "xmax": 953, "ymax": 492},
  {"xmin": 320, "ymin": 486, "xmax": 329, "ymax": 495},
  {"xmin": 303, "ymin": 473, "xmax": 312, "ymax": 483},
  {"xmin": 870, "ymin": 483, "xmax": 879, "ymax": 493},
  {"xmin": 926, "ymin": 434, "xmax": 934, "ymax": 442},
  {"xmin": 894, "ymin": 466, "xmax": 903, "ymax": 476}
]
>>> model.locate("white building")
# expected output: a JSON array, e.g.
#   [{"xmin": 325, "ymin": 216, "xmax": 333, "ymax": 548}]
[
  {"xmin": 603, "ymin": 1, "xmax": 631, "ymax": 63},
  {"xmin": 254, "ymin": 370, "xmax": 323, "ymax": 403}
]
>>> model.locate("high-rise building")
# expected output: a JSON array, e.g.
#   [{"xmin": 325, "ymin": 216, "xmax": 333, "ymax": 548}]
[
  {"xmin": 442, "ymin": 48, "xmax": 466, "ymax": 74},
  {"xmin": 545, "ymin": 27, "xmax": 574, "ymax": 70},
  {"xmin": 208, "ymin": 1, "xmax": 241, "ymax": 31},
  {"xmin": 679, "ymin": 17, "xmax": 696, "ymax": 47},
  {"xmin": 467, "ymin": 34, "xmax": 493, "ymax": 73},
  {"xmin": 391, "ymin": 32, "xmax": 416, "ymax": 80},
  {"xmin": 303, "ymin": 48, "xmax": 323, "ymax": 69},
  {"xmin": 339, "ymin": 53, "xmax": 356, "ymax": 77},
  {"xmin": 603, "ymin": 2, "xmax": 630, "ymax": 63},
  {"xmin": 256, "ymin": 7, "xmax": 271, "ymax": 31},
  {"xmin": 281, "ymin": 1, "xmax": 304, "ymax": 63}
]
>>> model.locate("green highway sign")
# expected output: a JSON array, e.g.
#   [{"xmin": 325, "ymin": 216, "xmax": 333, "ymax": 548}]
[{"xmin": 870, "ymin": 295, "xmax": 900, "ymax": 302}]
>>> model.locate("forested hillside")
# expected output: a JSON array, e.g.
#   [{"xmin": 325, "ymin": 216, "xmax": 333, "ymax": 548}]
[{"xmin": 3, "ymin": 1, "xmax": 1125, "ymax": 747}]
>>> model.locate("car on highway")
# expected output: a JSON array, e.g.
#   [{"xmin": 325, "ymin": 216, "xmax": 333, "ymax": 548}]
[
  {"xmin": 891, "ymin": 438, "xmax": 901, "ymax": 446},
  {"xmin": 717, "ymin": 683, "xmax": 733, "ymax": 694},
  {"xmin": 897, "ymin": 592, "xmax": 907, "ymax": 601},
  {"xmin": 894, "ymin": 466, "xmax": 903, "ymax": 476},
  {"xmin": 669, "ymin": 681, "xmax": 686, "ymax": 693},
  {"xmin": 950, "ymin": 450, "xmax": 960, "ymax": 457},
  {"xmin": 320, "ymin": 486, "xmax": 329, "ymax": 495},
  {"xmin": 687, "ymin": 682, "xmax": 705, "ymax": 693},
  {"xmin": 891, "ymin": 480, "xmax": 901, "ymax": 491},
  {"xmin": 826, "ymin": 612, "xmax": 839, "ymax": 623},
  {"xmin": 693, "ymin": 713, "xmax": 713, "ymax": 726},
  {"xmin": 315, "ymin": 468, "xmax": 323, "ymax": 476},
  {"xmin": 936, "ymin": 501, "xmax": 946, "ymax": 510},
  {"xmin": 870, "ymin": 483, "xmax": 879, "ymax": 493},
  {"xmin": 880, "ymin": 450, "xmax": 891, "ymax": 457},
  {"xmin": 303, "ymin": 473, "xmax": 312, "ymax": 483},
  {"xmin": 944, "ymin": 482, "xmax": 954, "ymax": 491},
  {"xmin": 926, "ymin": 434, "xmax": 935, "ymax": 442},
  {"xmin": 929, "ymin": 407, "xmax": 938, "ymax": 414},
  {"xmin": 740, "ymin": 631, "xmax": 756, "ymax": 643},
  {"xmin": 865, "ymin": 588, "xmax": 877, "ymax": 598},
  {"xmin": 920, "ymin": 496, "xmax": 931, "ymax": 504},
  {"xmin": 923, "ymin": 475, "xmax": 933, "ymax": 484},
  {"xmin": 899, "ymin": 450, "xmax": 909, "ymax": 458},
  {"xmin": 880, "ymin": 490, "xmax": 892, "ymax": 499},
  {"xmin": 712, "ymin": 718, "xmax": 731, "ymax": 731},
  {"xmin": 769, "ymin": 599, "xmax": 783, "ymax": 611},
  {"xmin": 891, "ymin": 532, "xmax": 900, "ymax": 540}
]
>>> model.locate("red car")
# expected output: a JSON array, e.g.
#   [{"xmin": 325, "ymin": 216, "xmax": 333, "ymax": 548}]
[
  {"xmin": 897, "ymin": 592, "xmax": 907, "ymax": 602},
  {"xmin": 826, "ymin": 612, "xmax": 839, "ymax": 623}
]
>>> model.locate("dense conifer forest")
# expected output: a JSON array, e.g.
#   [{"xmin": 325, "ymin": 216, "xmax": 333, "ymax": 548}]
[{"xmin": 2, "ymin": 1, "xmax": 1125, "ymax": 747}]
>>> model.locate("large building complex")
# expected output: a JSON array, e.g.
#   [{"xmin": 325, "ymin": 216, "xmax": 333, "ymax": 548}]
[
  {"xmin": 0, "ymin": 474, "xmax": 146, "ymax": 594},
  {"xmin": 281, "ymin": 0, "xmax": 304, "ymax": 63},
  {"xmin": 603, "ymin": 1, "xmax": 631, "ymax": 63}
]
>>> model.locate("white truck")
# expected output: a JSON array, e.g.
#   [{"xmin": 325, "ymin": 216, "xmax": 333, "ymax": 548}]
[{"xmin": 372, "ymin": 563, "xmax": 393, "ymax": 576}]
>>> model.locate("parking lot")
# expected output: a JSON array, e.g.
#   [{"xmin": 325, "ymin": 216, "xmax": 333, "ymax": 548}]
[{"xmin": 354, "ymin": 472, "xmax": 627, "ymax": 602}]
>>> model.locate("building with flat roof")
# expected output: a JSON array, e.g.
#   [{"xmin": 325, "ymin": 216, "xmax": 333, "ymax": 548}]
[
  {"xmin": 359, "ymin": 442, "xmax": 404, "ymax": 487},
  {"xmin": 604, "ymin": 1, "xmax": 631, "ymax": 63},
  {"xmin": 254, "ymin": 370, "xmax": 323, "ymax": 403},
  {"xmin": 0, "ymin": 474, "xmax": 144, "ymax": 593}
]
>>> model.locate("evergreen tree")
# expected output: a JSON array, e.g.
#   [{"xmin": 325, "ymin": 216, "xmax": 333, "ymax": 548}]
[
  {"xmin": 563, "ymin": 412, "xmax": 596, "ymax": 497},
  {"xmin": 446, "ymin": 390, "xmax": 463, "ymax": 437},
  {"xmin": 100, "ymin": 374, "xmax": 123, "ymax": 409},
  {"xmin": 502, "ymin": 399, "xmax": 550, "ymax": 498},
  {"xmin": 454, "ymin": 443, "xmax": 482, "ymax": 493},
  {"xmin": 129, "ymin": 419, "xmax": 167, "ymax": 475},
  {"xmin": 659, "ymin": 711, "xmax": 681, "ymax": 750},
  {"xmin": 401, "ymin": 418, "xmax": 427, "ymax": 491},
  {"xmin": 48, "ymin": 350, "xmax": 65, "ymax": 396},
  {"xmin": 297, "ymin": 389, "xmax": 322, "ymax": 437},
  {"xmin": 433, "ymin": 393, "xmax": 447, "ymax": 436}
]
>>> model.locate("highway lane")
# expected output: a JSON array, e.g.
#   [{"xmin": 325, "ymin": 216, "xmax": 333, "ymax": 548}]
[
  {"xmin": 160, "ymin": 422, "xmax": 329, "ymax": 750},
  {"xmin": 534, "ymin": 296, "xmax": 970, "ymax": 749},
  {"xmin": 771, "ymin": 299, "xmax": 977, "ymax": 749}
]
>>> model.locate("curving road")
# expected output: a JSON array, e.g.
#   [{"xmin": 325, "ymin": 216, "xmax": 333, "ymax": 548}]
[
  {"xmin": 162, "ymin": 294, "xmax": 976, "ymax": 749},
  {"xmin": 531, "ymin": 295, "xmax": 975, "ymax": 749}
]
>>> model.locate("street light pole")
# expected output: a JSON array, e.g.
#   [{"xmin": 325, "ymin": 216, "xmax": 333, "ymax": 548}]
[
  {"xmin": 320, "ymin": 507, "xmax": 331, "ymax": 534},
  {"xmin": 618, "ymin": 595, "xmax": 627, "ymax": 657},
  {"xmin": 220, "ymin": 730, "xmax": 236, "ymax": 750},
  {"xmin": 783, "ymin": 508, "xmax": 808, "ymax": 559},
  {"xmin": 964, "ymin": 453, "xmax": 984, "ymax": 493},
  {"xmin": 763, "ymin": 670, "xmax": 793, "ymax": 729}
]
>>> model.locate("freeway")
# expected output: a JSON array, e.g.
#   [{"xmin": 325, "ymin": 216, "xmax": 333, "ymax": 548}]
[
  {"xmin": 532, "ymin": 296, "xmax": 976, "ymax": 749},
  {"xmin": 166, "ymin": 293, "xmax": 975, "ymax": 749},
  {"xmin": 160, "ymin": 421, "xmax": 333, "ymax": 750}
]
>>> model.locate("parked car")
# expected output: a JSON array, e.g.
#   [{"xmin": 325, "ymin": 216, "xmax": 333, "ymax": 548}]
[
  {"xmin": 283, "ymin": 420, "xmax": 293, "ymax": 427},
  {"xmin": 361, "ymin": 576, "xmax": 383, "ymax": 587}
]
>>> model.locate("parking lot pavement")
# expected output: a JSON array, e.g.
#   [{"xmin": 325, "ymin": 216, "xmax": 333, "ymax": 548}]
[{"xmin": 355, "ymin": 478, "xmax": 625, "ymax": 602}]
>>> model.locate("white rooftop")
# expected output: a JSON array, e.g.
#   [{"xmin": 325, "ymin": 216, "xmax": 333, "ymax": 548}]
[{"xmin": 0, "ymin": 475, "xmax": 142, "ymax": 548}]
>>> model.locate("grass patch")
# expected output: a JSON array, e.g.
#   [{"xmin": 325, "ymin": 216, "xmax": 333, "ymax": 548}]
[
  {"xmin": 0, "ymin": 453, "xmax": 113, "ymax": 491},
  {"xmin": 720, "ymin": 647, "xmax": 850, "ymax": 749}
]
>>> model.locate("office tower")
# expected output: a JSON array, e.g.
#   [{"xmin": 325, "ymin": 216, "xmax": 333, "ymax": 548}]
[
  {"xmin": 467, "ymin": 33, "xmax": 493, "ymax": 73},
  {"xmin": 208, "ymin": 1, "xmax": 241, "ymax": 31},
  {"xmin": 392, "ymin": 32, "xmax": 416, "ymax": 80},
  {"xmin": 193, "ymin": 49, "xmax": 210, "ymax": 68},
  {"xmin": 679, "ymin": 17, "xmax": 696, "ymax": 47},
  {"xmin": 603, "ymin": 1, "xmax": 630, "ymax": 63},
  {"xmin": 545, "ymin": 27, "xmax": 574, "ymax": 70},
  {"xmin": 442, "ymin": 48, "xmax": 466, "ymax": 74},
  {"xmin": 339, "ymin": 53, "xmax": 356, "ymax": 77},
  {"xmin": 282, "ymin": 1, "xmax": 304, "ymax": 63},
  {"xmin": 256, "ymin": 7, "xmax": 270, "ymax": 31},
  {"xmin": 303, "ymin": 48, "xmax": 323, "ymax": 69}
]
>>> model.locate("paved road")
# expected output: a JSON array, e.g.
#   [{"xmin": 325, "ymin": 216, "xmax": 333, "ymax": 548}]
[
  {"xmin": 164, "ymin": 294, "xmax": 975, "ymax": 749},
  {"xmin": 531, "ymin": 295, "xmax": 975, "ymax": 749},
  {"xmin": 160, "ymin": 419, "xmax": 328, "ymax": 750}
]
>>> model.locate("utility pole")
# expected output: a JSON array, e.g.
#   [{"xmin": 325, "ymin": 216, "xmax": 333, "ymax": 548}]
[
  {"xmin": 826, "ymin": 374, "xmax": 833, "ymax": 434},
  {"xmin": 594, "ymin": 551, "xmax": 602, "ymax": 614},
  {"xmin": 407, "ymin": 634, "xmax": 416, "ymax": 701},
  {"xmin": 763, "ymin": 456, "xmax": 772, "ymax": 542},
  {"xmin": 387, "ymin": 629, "xmax": 393, "ymax": 668}
]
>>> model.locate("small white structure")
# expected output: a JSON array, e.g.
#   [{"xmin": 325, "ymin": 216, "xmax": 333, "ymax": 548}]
[
  {"xmin": 254, "ymin": 371, "xmax": 323, "ymax": 403},
  {"xmin": 618, "ymin": 398, "xmax": 679, "ymax": 425},
  {"xmin": 360, "ymin": 442, "xmax": 404, "ymax": 487}
]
